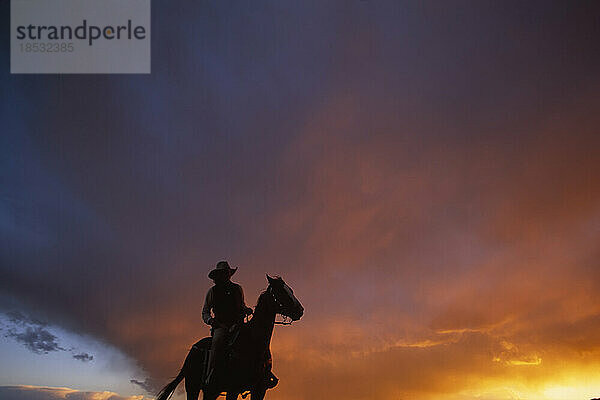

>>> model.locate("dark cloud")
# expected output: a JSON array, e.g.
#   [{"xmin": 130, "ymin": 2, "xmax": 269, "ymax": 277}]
[
  {"xmin": 6, "ymin": 311, "xmax": 48, "ymax": 327},
  {"xmin": 72, "ymin": 352, "xmax": 94, "ymax": 362},
  {"xmin": 129, "ymin": 378, "xmax": 156, "ymax": 395},
  {"xmin": 5, "ymin": 326, "xmax": 64, "ymax": 354},
  {"xmin": 2, "ymin": 312, "xmax": 95, "ymax": 361}
]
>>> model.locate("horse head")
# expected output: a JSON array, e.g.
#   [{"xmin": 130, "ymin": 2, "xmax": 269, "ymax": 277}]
[{"xmin": 266, "ymin": 274, "xmax": 304, "ymax": 321}]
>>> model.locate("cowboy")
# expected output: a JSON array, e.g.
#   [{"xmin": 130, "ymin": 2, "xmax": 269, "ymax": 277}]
[{"xmin": 202, "ymin": 260, "xmax": 253, "ymax": 387}]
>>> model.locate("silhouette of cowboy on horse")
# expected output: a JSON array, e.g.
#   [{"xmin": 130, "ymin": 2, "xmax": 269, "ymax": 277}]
[
  {"xmin": 202, "ymin": 261, "xmax": 277, "ymax": 389},
  {"xmin": 157, "ymin": 260, "xmax": 304, "ymax": 400}
]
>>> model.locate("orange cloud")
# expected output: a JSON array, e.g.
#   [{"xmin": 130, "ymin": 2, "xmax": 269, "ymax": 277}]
[{"xmin": 0, "ymin": 386, "xmax": 149, "ymax": 400}]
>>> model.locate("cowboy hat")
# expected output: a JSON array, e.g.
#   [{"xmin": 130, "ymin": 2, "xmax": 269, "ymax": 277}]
[{"xmin": 208, "ymin": 260, "xmax": 238, "ymax": 279}]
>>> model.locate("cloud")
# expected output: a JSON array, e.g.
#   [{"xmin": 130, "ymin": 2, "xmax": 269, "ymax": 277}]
[
  {"xmin": 72, "ymin": 352, "xmax": 94, "ymax": 362},
  {"xmin": 2, "ymin": 312, "xmax": 65, "ymax": 354},
  {"xmin": 5, "ymin": 325, "xmax": 65, "ymax": 354},
  {"xmin": 6, "ymin": 311, "xmax": 49, "ymax": 327},
  {"xmin": 1, "ymin": 312, "xmax": 94, "ymax": 362},
  {"xmin": 0, "ymin": 386, "xmax": 147, "ymax": 400},
  {"xmin": 128, "ymin": 379, "xmax": 155, "ymax": 395}
]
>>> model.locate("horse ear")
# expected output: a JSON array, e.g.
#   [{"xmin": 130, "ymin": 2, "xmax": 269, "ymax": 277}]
[{"xmin": 266, "ymin": 274, "xmax": 275, "ymax": 284}]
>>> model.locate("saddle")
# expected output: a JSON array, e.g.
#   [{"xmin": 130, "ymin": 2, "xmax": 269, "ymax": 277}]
[{"xmin": 190, "ymin": 323, "xmax": 247, "ymax": 380}]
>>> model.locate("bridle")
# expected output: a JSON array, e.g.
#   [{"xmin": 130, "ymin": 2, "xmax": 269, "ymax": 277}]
[{"xmin": 268, "ymin": 285, "xmax": 295, "ymax": 325}]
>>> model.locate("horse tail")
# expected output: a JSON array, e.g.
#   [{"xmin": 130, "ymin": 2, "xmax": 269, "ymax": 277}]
[
  {"xmin": 156, "ymin": 342, "xmax": 206, "ymax": 400},
  {"xmin": 155, "ymin": 369, "xmax": 184, "ymax": 400}
]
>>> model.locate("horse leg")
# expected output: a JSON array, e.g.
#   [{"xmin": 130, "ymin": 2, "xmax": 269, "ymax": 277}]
[
  {"xmin": 201, "ymin": 389, "xmax": 220, "ymax": 400},
  {"xmin": 186, "ymin": 388, "xmax": 200, "ymax": 400},
  {"xmin": 226, "ymin": 392, "xmax": 239, "ymax": 400},
  {"xmin": 251, "ymin": 387, "xmax": 266, "ymax": 400},
  {"xmin": 185, "ymin": 378, "xmax": 200, "ymax": 400}
]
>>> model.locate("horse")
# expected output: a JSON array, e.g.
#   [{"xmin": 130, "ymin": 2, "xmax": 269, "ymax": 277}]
[{"xmin": 156, "ymin": 274, "xmax": 304, "ymax": 400}]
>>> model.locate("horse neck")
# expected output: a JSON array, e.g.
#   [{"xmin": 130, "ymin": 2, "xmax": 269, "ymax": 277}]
[{"xmin": 250, "ymin": 290, "xmax": 276, "ymax": 349}]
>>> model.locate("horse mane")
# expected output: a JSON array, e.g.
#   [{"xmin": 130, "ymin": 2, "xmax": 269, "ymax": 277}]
[
  {"xmin": 252, "ymin": 276, "xmax": 285, "ymax": 320},
  {"xmin": 255, "ymin": 288, "xmax": 270, "ymax": 309}
]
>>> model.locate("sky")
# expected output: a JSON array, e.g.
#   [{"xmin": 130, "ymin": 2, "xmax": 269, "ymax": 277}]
[{"xmin": 1, "ymin": 1, "xmax": 600, "ymax": 399}]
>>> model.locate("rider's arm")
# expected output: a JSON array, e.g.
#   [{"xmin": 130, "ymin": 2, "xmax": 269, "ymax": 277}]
[
  {"xmin": 238, "ymin": 285, "xmax": 253, "ymax": 315},
  {"xmin": 202, "ymin": 287, "xmax": 214, "ymax": 326}
]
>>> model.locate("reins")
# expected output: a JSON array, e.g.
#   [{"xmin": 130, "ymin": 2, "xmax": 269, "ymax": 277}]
[{"xmin": 274, "ymin": 316, "xmax": 293, "ymax": 325}]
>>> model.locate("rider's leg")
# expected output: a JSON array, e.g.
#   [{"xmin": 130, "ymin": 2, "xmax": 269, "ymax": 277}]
[
  {"xmin": 206, "ymin": 327, "xmax": 227, "ymax": 385},
  {"xmin": 251, "ymin": 387, "xmax": 266, "ymax": 400}
]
